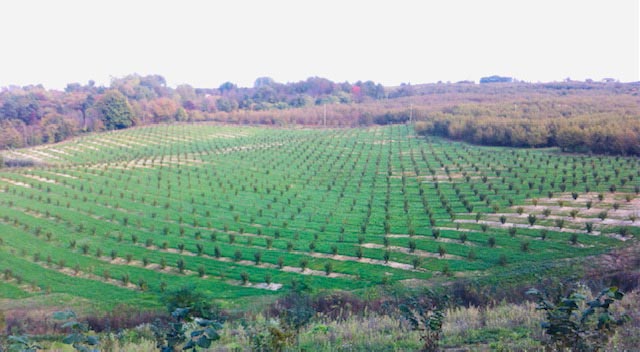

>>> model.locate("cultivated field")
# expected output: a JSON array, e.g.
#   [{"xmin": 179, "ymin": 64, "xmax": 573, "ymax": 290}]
[{"xmin": 0, "ymin": 124, "xmax": 638, "ymax": 308}]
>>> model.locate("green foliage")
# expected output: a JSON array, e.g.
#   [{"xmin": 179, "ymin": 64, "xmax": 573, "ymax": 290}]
[
  {"xmin": 527, "ymin": 286, "xmax": 628, "ymax": 352},
  {"xmin": 161, "ymin": 285, "xmax": 221, "ymax": 320},
  {"xmin": 408, "ymin": 239, "xmax": 417, "ymax": 253},
  {"xmin": 7, "ymin": 335, "xmax": 42, "ymax": 352},
  {"xmin": 282, "ymin": 301, "xmax": 314, "ymax": 334},
  {"xmin": 95, "ymin": 90, "xmax": 136, "ymax": 130},
  {"xmin": 272, "ymin": 281, "xmax": 315, "ymax": 348},
  {"xmin": 53, "ymin": 310, "xmax": 99, "ymax": 352},
  {"xmin": 324, "ymin": 262, "xmax": 333, "ymax": 276},
  {"xmin": 498, "ymin": 254, "xmax": 508, "ymax": 266},
  {"xmin": 488, "ymin": 236, "xmax": 496, "ymax": 248},
  {"xmin": 412, "ymin": 257, "xmax": 422, "ymax": 269},
  {"xmin": 540, "ymin": 229, "xmax": 548, "ymax": 240},
  {"xmin": 240, "ymin": 271, "xmax": 250, "ymax": 285},
  {"xmin": 570, "ymin": 233, "xmax": 579, "ymax": 245},
  {"xmin": 527, "ymin": 214, "xmax": 537, "ymax": 226},
  {"xmin": 176, "ymin": 258, "xmax": 185, "ymax": 274},
  {"xmin": 233, "ymin": 249, "xmax": 242, "ymax": 262},
  {"xmin": 249, "ymin": 317, "xmax": 295, "ymax": 352},
  {"xmin": 399, "ymin": 290, "xmax": 447, "ymax": 352},
  {"xmin": 152, "ymin": 308, "xmax": 223, "ymax": 352}
]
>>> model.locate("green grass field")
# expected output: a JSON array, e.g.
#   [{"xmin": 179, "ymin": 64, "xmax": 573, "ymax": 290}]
[{"xmin": 1, "ymin": 123, "xmax": 638, "ymax": 309}]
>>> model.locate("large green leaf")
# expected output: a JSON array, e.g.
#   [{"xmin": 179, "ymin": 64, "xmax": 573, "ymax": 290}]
[
  {"xmin": 53, "ymin": 310, "xmax": 77, "ymax": 320},
  {"xmin": 204, "ymin": 327, "xmax": 221, "ymax": 340},
  {"xmin": 86, "ymin": 335, "xmax": 100, "ymax": 345},
  {"xmin": 196, "ymin": 335, "xmax": 213, "ymax": 348},
  {"xmin": 62, "ymin": 333, "xmax": 83, "ymax": 344}
]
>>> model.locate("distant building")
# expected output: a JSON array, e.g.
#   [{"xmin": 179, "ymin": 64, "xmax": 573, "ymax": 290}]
[{"xmin": 479, "ymin": 75, "xmax": 514, "ymax": 84}]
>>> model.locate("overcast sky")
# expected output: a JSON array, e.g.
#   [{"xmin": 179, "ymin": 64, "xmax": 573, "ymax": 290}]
[{"xmin": 0, "ymin": 0, "xmax": 638, "ymax": 89}]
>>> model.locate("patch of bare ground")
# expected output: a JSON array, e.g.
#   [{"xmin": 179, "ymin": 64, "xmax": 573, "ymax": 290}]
[
  {"xmin": 47, "ymin": 148, "xmax": 72, "ymax": 156},
  {"xmin": 252, "ymin": 283, "xmax": 283, "ymax": 290},
  {"xmin": 538, "ymin": 192, "xmax": 637, "ymax": 204},
  {"xmin": 75, "ymin": 143, "xmax": 100, "ymax": 151},
  {"xmin": 431, "ymin": 234, "xmax": 478, "ymax": 246},
  {"xmin": 418, "ymin": 174, "xmax": 455, "ymax": 181},
  {"xmin": 384, "ymin": 232, "xmax": 475, "ymax": 244},
  {"xmin": 40, "ymin": 263, "xmax": 140, "ymax": 290},
  {"xmin": 386, "ymin": 234, "xmax": 411, "ymax": 238},
  {"xmin": 524, "ymin": 193, "xmax": 639, "ymax": 218},
  {"xmin": 146, "ymin": 263, "xmax": 162, "ymax": 270},
  {"xmin": 542, "ymin": 194, "xmax": 637, "ymax": 224},
  {"xmin": 208, "ymin": 131, "xmax": 251, "ymax": 138},
  {"xmin": 279, "ymin": 265, "xmax": 341, "ymax": 277},
  {"xmin": 0, "ymin": 177, "xmax": 32, "ymax": 188},
  {"xmin": 149, "ymin": 247, "xmax": 355, "ymax": 279},
  {"xmin": 434, "ymin": 227, "xmax": 474, "ymax": 233},
  {"xmin": 309, "ymin": 252, "xmax": 415, "ymax": 270},
  {"xmin": 108, "ymin": 138, "xmax": 149, "ymax": 147},
  {"xmin": 29, "ymin": 150, "xmax": 62, "ymax": 160},
  {"xmin": 455, "ymin": 219, "xmax": 615, "ymax": 240},
  {"xmin": 62, "ymin": 145, "xmax": 86, "ymax": 152},
  {"xmin": 214, "ymin": 142, "xmax": 284, "ymax": 155},
  {"xmin": 361, "ymin": 243, "xmax": 464, "ymax": 260},
  {"xmin": 47, "ymin": 171, "xmax": 78, "ymax": 179},
  {"xmin": 22, "ymin": 174, "xmax": 57, "ymax": 184},
  {"xmin": 163, "ymin": 248, "xmax": 196, "ymax": 256},
  {"xmin": 144, "ymin": 258, "xmax": 285, "ymax": 289},
  {"xmin": 226, "ymin": 280, "xmax": 282, "ymax": 290},
  {"xmin": 371, "ymin": 139, "xmax": 396, "ymax": 145},
  {"xmin": 91, "ymin": 138, "xmax": 134, "ymax": 148},
  {"xmin": 4, "ymin": 150, "xmax": 43, "ymax": 162}
]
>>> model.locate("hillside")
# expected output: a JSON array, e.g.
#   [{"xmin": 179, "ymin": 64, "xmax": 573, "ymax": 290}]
[
  {"xmin": 1, "ymin": 124, "xmax": 638, "ymax": 304},
  {"xmin": 0, "ymin": 123, "xmax": 638, "ymax": 350}
]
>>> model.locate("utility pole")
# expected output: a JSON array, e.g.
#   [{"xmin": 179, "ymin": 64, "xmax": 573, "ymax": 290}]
[
  {"xmin": 323, "ymin": 104, "xmax": 327, "ymax": 127},
  {"xmin": 409, "ymin": 103, "xmax": 413, "ymax": 124}
]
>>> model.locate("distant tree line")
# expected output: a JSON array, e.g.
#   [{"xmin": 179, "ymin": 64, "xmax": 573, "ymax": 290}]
[
  {"xmin": 1, "ymin": 75, "xmax": 638, "ymax": 156},
  {"xmin": 0, "ymin": 75, "xmax": 388, "ymax": 149},
  {"xmin": 413, "ymin": 97, "xmax": 640, "ymax": 156}
]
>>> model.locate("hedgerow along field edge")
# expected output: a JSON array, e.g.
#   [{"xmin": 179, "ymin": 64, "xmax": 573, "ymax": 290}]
[{"xmin": 0, "ymin": 123, "xmax": 638, "ymax": 309}]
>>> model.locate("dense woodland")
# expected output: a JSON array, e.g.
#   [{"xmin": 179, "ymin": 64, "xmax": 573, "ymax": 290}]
[{"xmin": 1, "ymin": 74, "xmax": 639, "ymax": 156}]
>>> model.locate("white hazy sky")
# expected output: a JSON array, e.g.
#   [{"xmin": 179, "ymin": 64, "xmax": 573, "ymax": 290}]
[{"xmin": 0, "ymin": 0, "xmax": 638, "ymax": 89}]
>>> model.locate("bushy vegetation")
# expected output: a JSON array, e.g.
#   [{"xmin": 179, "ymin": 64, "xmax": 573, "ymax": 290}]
[
  {"xmin": 1, "ymin": 280, "xmax": 638, "ymax": 351},
  {"xmin": 527, "ymin": 285, "xmax": 628, "ymax": 351}
]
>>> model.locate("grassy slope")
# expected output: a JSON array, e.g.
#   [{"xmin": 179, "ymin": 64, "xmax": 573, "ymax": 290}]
[{"xmin": 0, "ymin": 123, "xmax": 637, "ymax": 311}]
